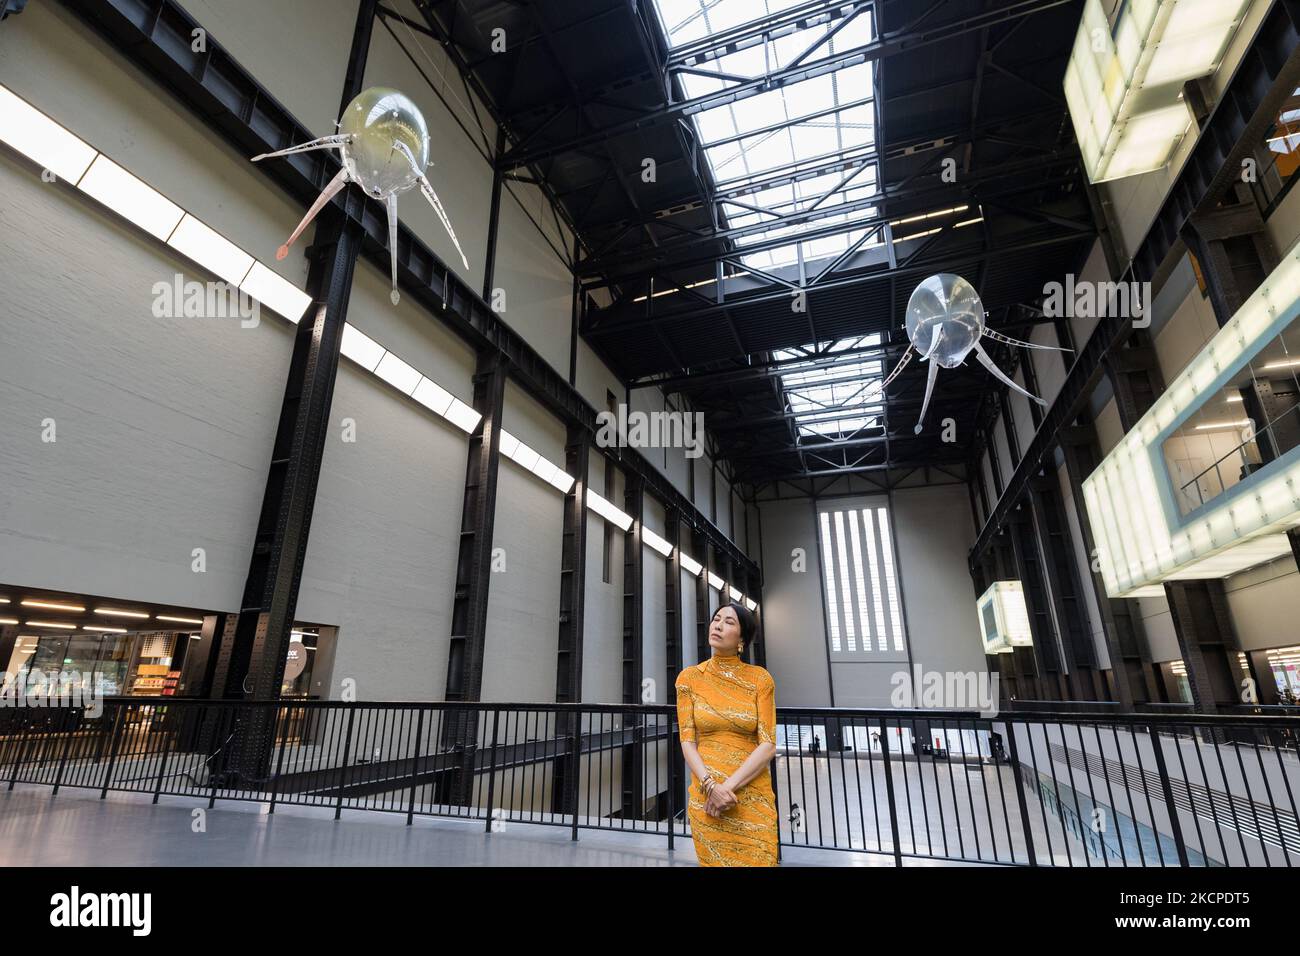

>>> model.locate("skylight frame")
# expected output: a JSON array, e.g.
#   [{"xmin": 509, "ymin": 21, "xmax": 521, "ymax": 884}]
[
  {"xmin": 651, "ymin": 0, "xmax": 882, "ymax": 271},
  {"xmin": 773, "ymin": 334, "xmax": 888, "ymax": 439}
]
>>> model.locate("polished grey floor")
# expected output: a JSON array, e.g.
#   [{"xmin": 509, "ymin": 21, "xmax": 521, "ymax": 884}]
[{"xmin": 0, "ymin": 785, "xmax": 955, "ymax": 867}]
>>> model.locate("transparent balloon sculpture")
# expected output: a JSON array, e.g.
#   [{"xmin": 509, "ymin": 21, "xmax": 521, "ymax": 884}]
[
  {"xmin": 252, "ymin": 86, "xmax": 468, "ymax": 305},
  {"xmin": 869, "ymin": 274, "xmax": 1071, "ymax": 434}
]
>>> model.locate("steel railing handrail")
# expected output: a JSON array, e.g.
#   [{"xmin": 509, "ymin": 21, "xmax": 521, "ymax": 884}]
[
  {"xmin": 56, "ymin": 696, "xmax": 1300, "ymax": 728},
  {"xmin": 3, "ymin": 696, "xmax": 1298, "ymax": 867}
]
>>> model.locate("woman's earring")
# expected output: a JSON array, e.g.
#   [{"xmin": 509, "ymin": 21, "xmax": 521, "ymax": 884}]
[{"xmin": 738, "ymin": 641, "xmax": 744, "ymax": 652}]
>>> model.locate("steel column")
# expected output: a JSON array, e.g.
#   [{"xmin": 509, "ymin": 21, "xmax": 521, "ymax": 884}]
[
  {"xmin": 552, "ymin": 423, "xmax": 590, "ymax": 815},
  {"xmin": 438, "ymin": 352, "xmax": 508, "ymax": 804},
  {"xmin": 208, "ymin": 0, "xmax": 377, "ymax": 784},
  {"xmin": 620, "ymin": 474, "xmax": 645, "ymax": 821}
]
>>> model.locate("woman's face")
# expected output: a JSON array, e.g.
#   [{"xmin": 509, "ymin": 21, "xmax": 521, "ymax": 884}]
[{"xmin": 709, "ymin": 606, "xmax": 742, "ymax": 654}]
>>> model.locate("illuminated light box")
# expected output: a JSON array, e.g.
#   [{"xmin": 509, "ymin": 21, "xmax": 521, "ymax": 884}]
[
  {"xmin": 976, "ymin": 581, "xmax": 1032, "ymax": 656},
  {"xmin": 1083, "ymin": 236, "xmax": 1300, "ymax": 597},
  {"xmin": 1064, "ymin": 0, "xmax": 1251, "ymax": 183}
]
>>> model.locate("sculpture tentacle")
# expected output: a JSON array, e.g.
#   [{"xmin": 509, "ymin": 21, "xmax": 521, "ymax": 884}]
[
  {"xmin": 982, "ymin": 327, "xmax": 1074, "ymax": 353},
  {"xmin": 251, "ymin": 134, "xmax": 352, "ymax": 163},
  {"xmin": 385, "ymin": 192, "xmax": 401, "ymax": 305},
  {"xmin": 392, "ymin": 140, "xmax": 470, "ymax": 272},
  {"xmin": 274, "ymin": 166, "xmax": 350, "ymax": 261},
  {"xmin": 973, "ymin": 341, "xmax": 1048, "ymax": 405}
]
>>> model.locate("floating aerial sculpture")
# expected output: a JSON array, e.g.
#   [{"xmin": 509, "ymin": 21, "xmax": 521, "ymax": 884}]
[
  {"xmin": 869, "ymin": 273, "xmax": 1070, "ymax": 434},
  {"xmin": 252, "ymin": 86, "xmax": 468, "ymax": 305}
]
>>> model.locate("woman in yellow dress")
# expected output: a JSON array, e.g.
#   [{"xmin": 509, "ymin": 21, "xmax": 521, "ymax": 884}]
[{"xmin": 674, "ymin": 601, "xmax": 779, "ymax": 866}]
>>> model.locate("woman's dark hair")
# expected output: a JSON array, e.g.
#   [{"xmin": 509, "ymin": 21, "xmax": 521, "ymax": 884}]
[{"xmin": 714, "ymin": 601, "xmax": 756, "ymax": 645}]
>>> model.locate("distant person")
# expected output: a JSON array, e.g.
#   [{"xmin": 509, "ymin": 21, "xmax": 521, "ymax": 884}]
[{"xmin": 809, "ymin": 734, "xmax": 821, "ymax": 756}]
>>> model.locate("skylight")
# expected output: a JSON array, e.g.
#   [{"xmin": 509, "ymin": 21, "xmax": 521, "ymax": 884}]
[
  {"xmin": 652, "ymin": 0, "xmax": 879, "ymax": 271},
  {"xmin": 773, "ymin": 335, "xmax": 886, "ymax": 438}
]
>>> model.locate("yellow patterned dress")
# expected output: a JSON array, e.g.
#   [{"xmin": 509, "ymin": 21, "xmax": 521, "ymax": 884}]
[{"xmin": 674, "ymin": 652, "xmax": 779, "ymax": 866}]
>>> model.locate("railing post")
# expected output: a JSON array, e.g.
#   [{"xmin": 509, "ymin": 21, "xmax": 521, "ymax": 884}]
[
  {"xmin": 98, "ymin": 703, "xmax": 127, "ymax": 800},
  {"xmin": 569, "ymin": 707, "xmax": 581, "ymax": 842},
  {"xmin": 51, "ymin": 707, "xmax": 76, "ymax": 795},
  {"xmin": 878, "ymin": 717, "xmax": 904, "ymax": 866},
  {"xmin": 482, "ymin": 707, "xmax": 500, "ymax": 833},
  {"xmin": 335, "ymin": 706, "xmax": 357, "ymax": 821},
  {"xmin": 6, "ymin": 711, "xmax": 33, "ymax": 791},
  {"xmin": 667, "ymin": 712, "xmax": 675, "ymax": 852},
  {"xmin": 407, "ymin": 708, "xmax": 425, "ymax": 826},
  {"xmin": 152, "ymin": 711, "xmax": 175, "ymax": 805},
  {"xmin": 1004, "ymin": 719, "xmax": 1039, "ymax": 866},
  {"xmin": 1147, "ymin": 721, "xmax": 1191, "ymax": 867},
  {"xmin": 268, "ymin": 703, "xmax": 289, "ymax": 814}
]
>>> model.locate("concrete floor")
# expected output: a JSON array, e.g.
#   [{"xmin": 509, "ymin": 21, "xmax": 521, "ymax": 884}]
[{"xmin": 0, "ymin": 784, "xmax": 967, "ymax": 867}]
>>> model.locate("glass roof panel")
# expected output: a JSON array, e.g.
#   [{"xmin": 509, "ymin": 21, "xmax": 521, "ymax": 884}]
[
  {"xmin": 772, "ymin": 335, "xmax": 888, "ymax": 438},
  {"xmin": 652, "ymin": 0, "xmax": 879, "ymax": 270}
]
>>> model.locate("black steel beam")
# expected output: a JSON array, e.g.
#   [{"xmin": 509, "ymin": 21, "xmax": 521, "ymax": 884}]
[
  {"xmin": 551, "ymin": 423, "xmax": 590, "ymax": 815},
  {"xmin": 216, "ymin": 0, "xmax": 373, "ymax": 703},
  {"xmin": 438, "ymin": 352, "xmax": 507, "ymax": 806},
  {"xmin": 582, "ymin": 150, "xmax": 1081, "ymax": 280},
  {"xmin": 694, "ymin": 529, "xmax": 712, "ymax": 662},
  {"xmin": 1060, "ymin": 424, "xmax": 1147, "ymax": 708},
  {"xmin": 620, "ymin": 473, "xmax": 645, "ymax": 820},
  {"xmin": 588, "ymin": 227, "xmax": 1086, "ymax": 339}
]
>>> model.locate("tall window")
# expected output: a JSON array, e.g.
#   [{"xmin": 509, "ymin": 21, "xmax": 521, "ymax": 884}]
[{"xmin": 817, "ymin": 503, "xmax": 906, "ymax": 658}]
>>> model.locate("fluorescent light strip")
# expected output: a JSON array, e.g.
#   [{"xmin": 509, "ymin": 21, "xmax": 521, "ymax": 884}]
[
  {"xmin": 642, "ymin": 527, "xmax": 674, "ymax": 558},
  {"xmin": 728, "ymin": 586, "xmax": 742, "ymax": 601},
  {"xmin": 21, "ymin": 600, "xmax": 84, "ymax": 612},
  {"xmin": 443, "ymin": 400, "xmax": 482, "ymax": 434},
  {"xmin": 0, "ymin": 84, "xmax": 96, "ymax": 182},
  {"xmin": 77, "ymin": 154, "xmax": 183, "ymax": 241},
  {"xmin": 587, "ymin": 490, "xmax": 633, "ymax": 531},
  {"xmin": 240, "ymin": 262, "xmax": 312, "ymax": 323},
  {"xmin": 25, "ymin": 620, "xmax": 77, "ymax": 630},
  {"xmin": 339, "ymin": 323, "xmax": 386, "ymax": 372},
  {"xmin": 679, "ymin": 553, "xmax": 703, "ymax": 576},
  {"xmin": 85, "ymin": 626, "xmax": 128, "ymax": 633},
  {"xmin": 707, "ymin": 571, "xmax": 724, "ymax": 590},
  {"xmin": 167, "ymin": 214, "xmax": 254, "ymax": 287},
  {"xmin": 337, "ymin": 321, "xmax": 482, "ymax": 435},
  {"xmin": 0, "ymin": 618, "xmax": 17, "ymax": 626},
  {"xmin": 1194, "ymin": 420, "xmax": 1251, "ymax": 430},
  {"xmin": 0, "ymin": 83, "xmax": 310, "ymax": 324},
  {"xmin": 1262, "ymin": 357, "xmax": 1300, "ymax": 370},
  {"xmin": 498, "ymin": 429, "xmax": 576, "ymax": 494},
  {"xmin": 374, "ymin": 351, "xmax": 422, "ymax": 395},
  {"xmin": 94, "ymin": 607, "xmax": 149, "ymax": 619},
  {"xmin": 156, "ymin": 615, "xmax": 204, "ymax": 625},
  {"xmin": 744, "ymin": 598, "xmax": 757, "ymax": 611}
]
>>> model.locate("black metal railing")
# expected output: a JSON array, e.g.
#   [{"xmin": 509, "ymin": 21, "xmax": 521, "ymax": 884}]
[{"xmin": 1, "ymin": 698, "xmax": 1297, "ymax": 866}]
